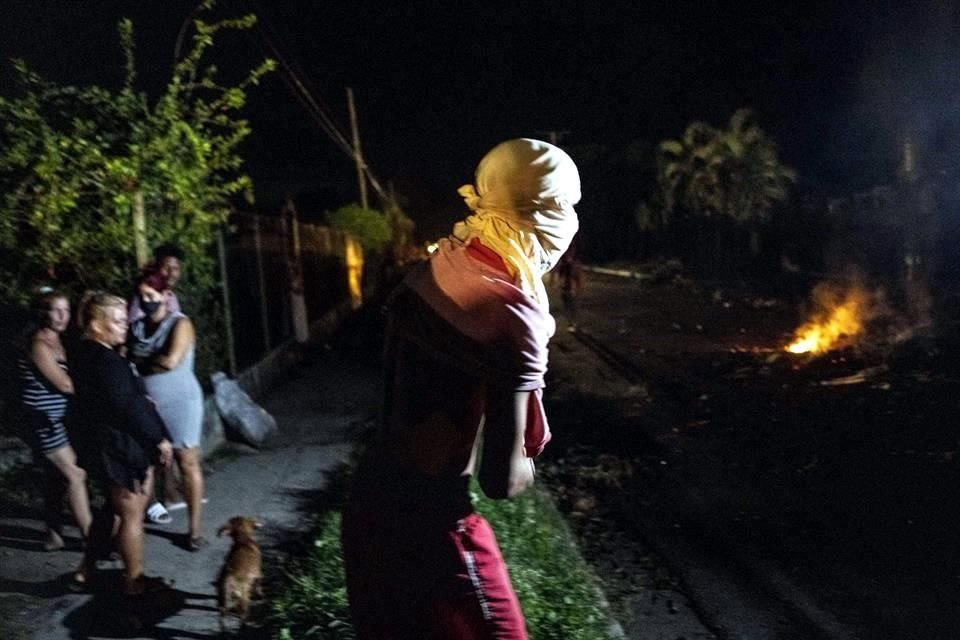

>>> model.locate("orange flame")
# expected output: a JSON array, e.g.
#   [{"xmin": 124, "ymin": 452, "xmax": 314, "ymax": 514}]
[{"xmin": 785, "ymin": 285, "xmax": 869, "ymax": 354}]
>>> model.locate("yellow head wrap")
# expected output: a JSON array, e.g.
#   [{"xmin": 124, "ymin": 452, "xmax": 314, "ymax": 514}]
[{"xmin": 453, "ymin": 138, "xmax": 581, "ymax": 307}]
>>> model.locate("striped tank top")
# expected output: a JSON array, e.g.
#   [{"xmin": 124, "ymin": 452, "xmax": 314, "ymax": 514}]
[{"xmin": 18, "ymin": 356, "xmax": 70, "ymax": 452}]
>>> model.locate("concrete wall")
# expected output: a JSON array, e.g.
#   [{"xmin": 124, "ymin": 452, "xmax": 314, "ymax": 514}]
[{"xmin": 201, "ymin": 296, "xmax": 356, "ymax": 453}]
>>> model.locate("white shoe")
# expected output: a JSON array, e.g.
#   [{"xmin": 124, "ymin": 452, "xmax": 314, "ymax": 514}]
[{"xmin": 145, "ymin": 501, "xmax": 172, "ymax": 525}]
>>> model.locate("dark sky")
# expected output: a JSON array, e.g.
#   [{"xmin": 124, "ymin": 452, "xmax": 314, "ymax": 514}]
[{"xmin": 3, "ymin": 1, "xmax": 959, "ymax": 238}]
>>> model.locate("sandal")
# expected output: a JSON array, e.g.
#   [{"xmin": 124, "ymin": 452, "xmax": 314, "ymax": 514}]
[
  {"xmin": 145, "ymin": 502, "xmax": 172, "ymax": 525},
  {"xmin": 124, "ymin": 574, "xmax": 174, "ymax": 596},
  {"xmin": 67, "ymin": 559, "xmax": 94, "ymax": 593},
  {"xmin": 66, "ymin": 572, "xmax": 89, "ymax": 593},
  {"xmin": 187, "ymin": 535, "xmax": 209, "ymax": 552}
]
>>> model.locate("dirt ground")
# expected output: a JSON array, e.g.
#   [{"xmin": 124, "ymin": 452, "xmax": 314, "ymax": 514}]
[{"xmin": 541, "ymin": 268, "xmax": 960, "ymax": 639}]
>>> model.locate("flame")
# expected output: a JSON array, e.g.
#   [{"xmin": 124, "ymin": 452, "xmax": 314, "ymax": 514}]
[{"xmin": 785, "ymin": 286, "xmax": 869, "ymax": 354}]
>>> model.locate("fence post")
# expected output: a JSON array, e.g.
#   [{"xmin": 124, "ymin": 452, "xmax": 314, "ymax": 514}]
[
  {"xmin": 217, "ymin": 225, "xmax": 237, "ymax": 376},
  {"xmin": 253, "ymin": 214, "xmax": 271, "ymax": 353},
  {"xmin": 286, "ymin": 198, "xmax": 309, "ymax": 343}
]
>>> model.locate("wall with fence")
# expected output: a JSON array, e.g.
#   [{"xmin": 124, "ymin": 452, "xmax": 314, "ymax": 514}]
[
  {"xmin": 220, "ymin": 210, "xmax": 362, "ymax": 373},
  {"xmin": 0, "ymin": 211, "xmax": 365, "ymax": 467}
]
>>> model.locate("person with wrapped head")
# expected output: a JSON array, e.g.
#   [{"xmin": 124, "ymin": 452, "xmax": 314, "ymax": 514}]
[{"xmin": 342, "ymin": 138, "xmax": 581, "ymax": 639}]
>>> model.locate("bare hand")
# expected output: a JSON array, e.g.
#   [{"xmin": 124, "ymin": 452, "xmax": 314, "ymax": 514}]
[{"xmin": 157, "ymin": 440, "xmax": 173, "ymax": 468}]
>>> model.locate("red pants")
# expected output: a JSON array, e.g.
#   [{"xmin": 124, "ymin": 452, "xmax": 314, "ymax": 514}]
[{"xmin": 342, "ymin": 509, "xmax": 528, "ymax": 640}]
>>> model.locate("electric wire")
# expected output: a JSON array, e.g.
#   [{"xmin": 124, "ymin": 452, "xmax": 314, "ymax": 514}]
[{"xmin": 222, "ymin": 0, "xmax": 392, "ymax": 203}]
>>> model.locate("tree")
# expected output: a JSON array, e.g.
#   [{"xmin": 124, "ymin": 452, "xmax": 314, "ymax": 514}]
[
  {"xmin": 657, "ymin": 109, "xmax": 795, "ymax": 226},
  {"xmin": 0, "ymin": 0, "xmax": 274, "ymax": 305},
  {"xmin": 648, "ymin": 109, "xmax": 796, "ymax": 271},
  {"xmin": 325, "ymin": 204, "xmax": 392, "ymax": 254}
]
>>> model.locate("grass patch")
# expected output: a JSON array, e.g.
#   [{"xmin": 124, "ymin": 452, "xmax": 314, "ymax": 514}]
[{"xmin": 269, "ymin": 479, "xmax": 619, "ymax": 640}]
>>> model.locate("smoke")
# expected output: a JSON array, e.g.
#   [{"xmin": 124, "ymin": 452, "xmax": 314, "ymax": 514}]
[{"xmin": 852, "ymin": 1, "xmax": 960, "ymax": 178}]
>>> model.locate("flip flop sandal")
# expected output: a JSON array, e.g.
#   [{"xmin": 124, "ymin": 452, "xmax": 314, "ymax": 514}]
[
  {"xmin": 187, "ymin": 535, "xmax": 209, "ymax": 552},
  {"xmin": 66, "ymin": 572, "xmax": 89, "ymax": 593},
  {"xmin": 124, "ymin": 574, "xmax": 174, "ymax": 596},
  {"xmin": 145, "ymin": 502, "xmax": 172, "ymax": 525}
]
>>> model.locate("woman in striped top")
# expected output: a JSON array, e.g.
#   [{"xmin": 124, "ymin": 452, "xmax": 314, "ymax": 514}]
[{"xmin": 17, "ymin": 288, "xmax": 92, "ymax": 554}]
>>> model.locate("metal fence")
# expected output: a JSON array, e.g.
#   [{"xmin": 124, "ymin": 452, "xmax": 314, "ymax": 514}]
[{"xmin": 221, "ymin": 210, "xmax": 361, "ymax": 372}]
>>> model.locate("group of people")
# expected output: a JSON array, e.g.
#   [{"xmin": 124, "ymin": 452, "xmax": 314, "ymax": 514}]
[
  {"xmin": 16, "ymin": 137, "xmax": 582, "ymax": 637},
  {"xmin": 16, "ymin": 244, "xmax": 206, "ymax": 596}
]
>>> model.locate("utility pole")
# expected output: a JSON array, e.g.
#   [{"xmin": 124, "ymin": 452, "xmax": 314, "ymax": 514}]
[
  {"xmin": 346, "ymin": 87, "xmax": 369, "ymax": 209},
  {"xmin": 536, "ymin": 130, "xmax": 571, "ymax": 146}
]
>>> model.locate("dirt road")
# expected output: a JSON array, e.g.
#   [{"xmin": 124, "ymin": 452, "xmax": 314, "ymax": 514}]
[{"xmin": 543, "ymin": 270, "xmax": 960, "ymax": 639}]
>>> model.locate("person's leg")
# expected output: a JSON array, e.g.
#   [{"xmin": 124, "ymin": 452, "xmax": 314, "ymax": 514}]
[
  {"xmin": 70, "ymin": 478, "xmax": 115, "ymax": 590},
  {"xmin": 441, "ymin": 513, "xmax": 528, "ymax": 640},
  {"xmin": 175, "ymin": 447, "xmax": 205, "ymax": 543},
  {"xmin": 110, "ymin": 469, "xmax": 153, "ymax": 590},
  {"xmin": 161, "ymin": 463, "xmax": 185, "ymax": 506},
  {"xmin": 39, "ymin": 456, "xmax": 65, "ymax": 550},
  {"xmin": 343, "ymin": 506, "xmax": 423, "ymax": 639},
  {"xmin": 45, "ymin": 445, "xmax": 93, "ymax": 538},
  {"xmin": 144, "ymin": 464, "xmax": 172, "ymax": 524}
]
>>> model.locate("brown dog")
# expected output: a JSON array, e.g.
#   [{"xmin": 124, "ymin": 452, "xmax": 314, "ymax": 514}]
[{"xmin": 217, "ymin": 516, "xmax": 263, "ymax": 631}]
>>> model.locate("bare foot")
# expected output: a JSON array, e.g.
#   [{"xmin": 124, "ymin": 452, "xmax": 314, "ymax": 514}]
[{"xmin": 43, "ymin": 529, "xmax": 65, "ymax": 552}]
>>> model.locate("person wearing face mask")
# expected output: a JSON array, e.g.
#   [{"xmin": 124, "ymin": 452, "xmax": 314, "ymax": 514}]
[
  {"xmin": 127, "ymin": 270, "xmax": 207, "ymax": 551},
  {"xmin": 128, "ymin": 244, "xmax": 184, "ymax": 323},
  {"xmin": 341, "ymin": 139, "xmax": 581, "ymax": 639},
  {"xmin": 128, "ymin": 247, "xmax": 187, "ymax": 525}
]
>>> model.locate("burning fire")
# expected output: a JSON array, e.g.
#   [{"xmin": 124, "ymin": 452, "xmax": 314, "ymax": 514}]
[{"xmin": 785, "ymin": 284, "xmax": 870, "ymax": 354}]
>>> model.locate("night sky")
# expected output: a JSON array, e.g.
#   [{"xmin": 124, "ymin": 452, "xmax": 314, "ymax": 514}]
[{"xmin": 3, "ymin": 1, "xmax": 958, "ymax": 239}]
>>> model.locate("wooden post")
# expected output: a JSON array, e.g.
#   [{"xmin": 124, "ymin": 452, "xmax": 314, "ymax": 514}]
[
  {"xmin": 253, "ymin": 214, "xmax": 271, "ymax": 353},
  {"xmin": 217, "ymin": 226, "xmax": 237, "ymax": 376},
  {"xmin": 133, "ymin": 190, "xmax": 149, "ymax": 267},
  {"xmin": 347, "ymin": 87, "xmax": 369, "ymax": 210},
  {"xmin": 285, "ymin": 198, "xmax": 309, "ymax": 343}
]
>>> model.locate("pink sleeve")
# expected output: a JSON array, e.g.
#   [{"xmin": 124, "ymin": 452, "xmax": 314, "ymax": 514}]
[
  {"xmin": 524, "ymin": 388, "xmax": 551, "ymax": 458},
  {"xmin": 501, "ymin": 296, "xmax": 552, "ymax": 457}
]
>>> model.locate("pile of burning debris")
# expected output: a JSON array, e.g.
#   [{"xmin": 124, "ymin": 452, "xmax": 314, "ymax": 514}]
[{"xmin": 732, "ymin": 278, "xmax": 943, "ymax": 387}]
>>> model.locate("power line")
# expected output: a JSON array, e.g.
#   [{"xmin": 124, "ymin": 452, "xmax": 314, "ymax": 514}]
[
  {"xmin": 240, "ymin": 0, "xmax": 392, "ymax": 204},
  {"xmin": 244, "ymin": 0, "xmax": 354, "ymax": 155},
  {"xmin": 208, "ymin": 0, "xmax": 392, "ymax": 206}
]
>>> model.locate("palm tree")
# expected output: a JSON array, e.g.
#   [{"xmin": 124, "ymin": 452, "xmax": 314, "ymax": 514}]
[{"xmin": 652, "ymin": 109, "xmax": 796, "ymax": 271}]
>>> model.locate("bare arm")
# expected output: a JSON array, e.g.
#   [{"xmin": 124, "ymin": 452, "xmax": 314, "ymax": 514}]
[
  {"xmin": 151, "ymin": 317, "xmax": 195, "ymax": 371},
  {"xmin": 30, "ymin": 339, "xmax": 74, "ymax": 394},
  {"xmin": 478, "ymin": 389, "xmax": 536, "ymax": 500}
]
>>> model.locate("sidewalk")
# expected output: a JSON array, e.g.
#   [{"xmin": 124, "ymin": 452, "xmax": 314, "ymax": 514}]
[{"xmin": 0, "ymin": 332, "xmax": 382, "ymax": 639}]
